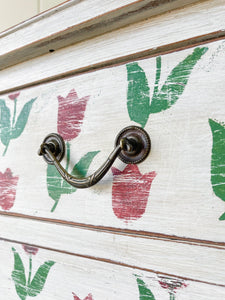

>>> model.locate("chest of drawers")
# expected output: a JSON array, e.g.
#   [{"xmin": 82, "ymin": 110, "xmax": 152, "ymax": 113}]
[{"xmin": 1, "ymin": 1, "xmax": 225, "ymax": 299}]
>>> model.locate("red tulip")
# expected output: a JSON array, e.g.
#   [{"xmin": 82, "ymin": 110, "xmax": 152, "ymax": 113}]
[
  {"xmin": 22, "ymin": 244, "xmax": 39, "ymax": 256},
  {"xmin": 158, "ymin": 276, "xmax": 188, "ymax": 293},
  {"xmin": 111, "ymin": 165, "xmax": 156, "ymax": 221},
  {"xmin": 57, "ymin": 89, "xmax": 89, "ymax": 141},
  {"xmin": 8, "ymin": 92, "xmax": 20, "ymax": 101},
  {"xmin": 0, "ymin": 168, "xmax": 19, "ymax": 210},
  {"xmin": 72, "ymin": 292, "xmax": 93, "ymax": 300}
]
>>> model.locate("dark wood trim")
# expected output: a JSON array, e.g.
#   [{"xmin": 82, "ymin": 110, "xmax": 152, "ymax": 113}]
[
  {"xmin": 1, "ymin": 236, "xmax": 225, "ymax": 288},
  {"xmin": 0, "ymin": 29, "xmax": 224, "ymax": 96},
  {"xmin": 1, "ymin": 211, "xmax": 225, "ymax": 250},
  {"xmin": 0, "ymin": 0, "xmax": 201, "ymax": 70}
]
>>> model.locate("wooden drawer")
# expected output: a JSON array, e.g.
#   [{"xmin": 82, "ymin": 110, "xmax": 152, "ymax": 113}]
[{"xmin": 0, "ymin": 0, "xmax": 225, "ymax": 299}]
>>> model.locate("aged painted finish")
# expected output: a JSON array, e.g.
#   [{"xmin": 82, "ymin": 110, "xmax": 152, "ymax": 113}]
[
  {"xmin": 0, "ymin": 0, "xmax": 225, "ymax": 299},
  {"xmin": 0, "ymin": 41, "xmax": 225, "ymax": 241},
  {"xmin": 209, "ymin": 119, "xmax": 225, "ymax": 220},
  {"xmin": 1, "ymin": 240, "xmax": 225, "ymax": 299}
]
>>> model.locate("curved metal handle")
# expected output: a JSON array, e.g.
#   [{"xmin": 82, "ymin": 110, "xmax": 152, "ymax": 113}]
[{"xmin": 38, "ymin": 126, "xmax": 150, "ymax": 189}]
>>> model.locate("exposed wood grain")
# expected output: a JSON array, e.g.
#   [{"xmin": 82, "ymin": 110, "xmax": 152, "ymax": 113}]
[
  {"xmin": 0, "ymin": 0, "xmax": 224, "ymax": 93},
  {"xmin": 0, "ymin": 0, "xmax": 202, "ymax": 70}
]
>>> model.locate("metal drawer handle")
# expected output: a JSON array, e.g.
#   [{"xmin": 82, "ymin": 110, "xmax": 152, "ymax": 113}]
[{"xmin": 38, "ymin": 126, "xmax": 151, "ymax": 189}]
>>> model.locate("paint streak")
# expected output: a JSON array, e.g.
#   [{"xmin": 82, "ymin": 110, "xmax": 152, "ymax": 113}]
[
  {"xmin": 112, "ymin": 165, "xmax": 156, "ymax": 221},
  {"xmin": 0, "ymin": 168, "xmax": 19, "ymax": 210},
  {"xmin": 209, "ymin": 119, "xmax": 225, "ymax": 220}
]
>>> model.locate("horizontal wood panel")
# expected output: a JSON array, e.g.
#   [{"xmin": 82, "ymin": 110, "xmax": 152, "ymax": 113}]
[
  {"xmin": 2, "ymin": 239, "xmax": 225, "ymax": 299},
  {"xmin": 0, "ymin": 39, "xmax": 225, "ymax": 243},
  {"xmin": 0, "ymin": 0, "xmax": 202, "ymax": 70},
  {"xmin": 0, "ymin": 0, "xmax": 224, "ymax": 93},
  {"xmin": 1, "ymin": 215, "xmax": 225, "ymax": 287}
]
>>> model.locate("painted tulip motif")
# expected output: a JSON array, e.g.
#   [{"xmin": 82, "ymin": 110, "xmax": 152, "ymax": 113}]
[
  {"xmin": 72, "ymin": 292, "xmax": 94, "ymax": 300},
  {"xmin": 57, "ymin": 89, "xmax": 89, "ymax": 141},
  {"xmin": 126, "ymin": 47, "xmax": 208, "ymax": 128},
  {"xmin": 158, "ymin": 276, "xmax": 188, "ymax": 300},
  {"xmin": 121, "ymin": 47, "xmax": 208, "ymax": 221},
  {"xmin": 111, "ymin": 165, "xmax": 156, "ymax": 221},
  {"xmin": 0, "ymin": 92, "xmax": 37, "ymax": 155},
  {"xmin": 12, "ymin": 246, "xmax": 55, "ymax": 300},
  {"xmin": 22, "ymin": 244, "xmax": 39, "ymax": 256},
  {"xmin": 209, "ymin": 119, "xmax": 225, "ymax": 220},
  {"xmin": 0, "ymin": 168, "xmax": 19, "ymax": 210},
  {"xmin": 47, "ymin": 89, "xmax": 99, "ymax": 212},
  {"xmin": 135, "ymin": 276, "xmax": 156, "ymax": 300}
]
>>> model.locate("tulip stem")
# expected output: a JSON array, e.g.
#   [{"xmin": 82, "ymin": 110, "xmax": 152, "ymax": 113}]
[
  {"xmin": 51, "ymin": 200, "xmax": 59, "ymax": 212},
  {"xmin": 153, "ymin": 56, "xmax": 161, "ymax": 96},
  {"xmin": 12, "ymin": 98, "xmax": 17, "ymax": 127},
  {"xmin": 65, "ymin": 141, "xmax": 70, "ymax": 171},
  {"xmin": 169, "ymin": 292, "xmax": 175, "ymax": 300},
  {"xmin": 28, "ymin": 256, "xmax": 32, "ymax": 285},
  {"xmin": 3, "ymin": 141, "xmax": 10, "ymax": 156}
]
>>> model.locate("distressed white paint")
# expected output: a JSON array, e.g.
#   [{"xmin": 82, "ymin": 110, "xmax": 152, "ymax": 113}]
[
  {"xmin": 0, "ymin": 0, "xmax": 202, "ymax": 62},
  {"xmin": 1, "ymin": 40, "xmax": 225, "ymax": 243},
  {"xmin": 0, "ymin": 2, "xmax": 225, "ymax": 299},
  {"xmin": 1, "ymin": 239, "xmax": 225, "ymax": 299},
  {"xmin": 1, "ymin": 214, "xmax": 225, "ymax": 285},
  {"xmin": 0, "ymin": 0, "xmax": 224, "ymax": 92}
]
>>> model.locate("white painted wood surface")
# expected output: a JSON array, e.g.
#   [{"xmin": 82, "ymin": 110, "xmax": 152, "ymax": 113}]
[
  {"xmin": 1, "ymin": 215, "xmax": 225, "ymax": 285},
  {"xmin": 1, "ymin": 1, "xmax": 225, "ymax": 299},
  {"xmin": 1, "ymin": 40, "xmax": 225, "ymax": 242},
  {"xmin": 0, "ymin": 0, "xmax": 201, "ymax": 70},
  {"xmin": 1, "ymin": 240, "xmax": 225, "ymax": 299},
  {"xmin": 0, "ymin": 0, "xmax": 224, "ymax": 93}
]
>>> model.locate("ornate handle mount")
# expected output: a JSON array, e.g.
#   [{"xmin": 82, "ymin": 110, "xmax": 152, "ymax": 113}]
[{"xmin": 38, "ymin": 126, "xmax": 151, "ymax": 188}]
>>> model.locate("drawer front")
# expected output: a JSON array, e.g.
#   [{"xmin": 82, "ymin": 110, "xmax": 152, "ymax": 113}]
[
  {"xmin": 2, "ymin": 240, "xmax": 225, "ymax": 300},
  {"xmin": 1, "ymin": 39, "xmax": 225, "ymax": 242},
  {"xmin": 1, "ymin": 1, "xmax": 225, "ymax": 298}
]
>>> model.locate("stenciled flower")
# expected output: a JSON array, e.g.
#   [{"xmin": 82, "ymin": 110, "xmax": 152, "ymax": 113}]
[
  {"xmin": 0, "ymin": 168, "xmax": 19, "ymax": 210},
  {"xmin": 8, "ymin": 92, "xmax": 20, "ymax": 101},
  {"xmin": 57, "ymin": 89, "xmax": 89, "ymax": 141},
  {"xmin": 158, "ymin": 276, "xmax": 188, "ymax": 294},
  {"xmin": 111, "ymin": 164, "xmax": 156, "ymax": 221},
  {"xmin": 22, "ymin": 244, "xmax": 39, "ymax": 256},
  {"xmin": 72, "ymin": 292, "xmax": 93, "ymax": 300}
]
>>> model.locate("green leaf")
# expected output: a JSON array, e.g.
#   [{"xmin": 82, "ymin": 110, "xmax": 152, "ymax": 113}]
[
  {"xmin": 47, "ymin": 164, "xmax": 64, "ymax": 202},
  {"xmin": 209, "ymin": 119, "xmax": 225, "ymax": 202},
  {"xmin": 27, "ymin": 260, "xmax": 55, "ymax": 297},
  {"xmin": 219, "ymin": 212, "xmax": 225, "ymax": 220},
  {"xmin": 47, "ymin": 150, "xmax": 100, "ymax": 211},
  {"xmin": 0, "ymin": 99, "xmax": 11, "ymax": 146},
  {"xmin": 136, "ymin": 276, "xmax": 155, "ymax": 300},
  {"xmin": 62, "ymin": 150, "xmax": 100, "ymax": 194},
  {"xmin": 11, "ymin": 98, "xmax": 36, "ymax": 139},
  {"xmin": 11, "ymin": 247, "xmax": 27, "ymax": 300},
  {"xmin": 126, "ymin": 62, "xmax": 150, "ymax": 128},
  {"xmin": 150, "ymin": 47, "xmax": 208, "ymax": 114}
]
